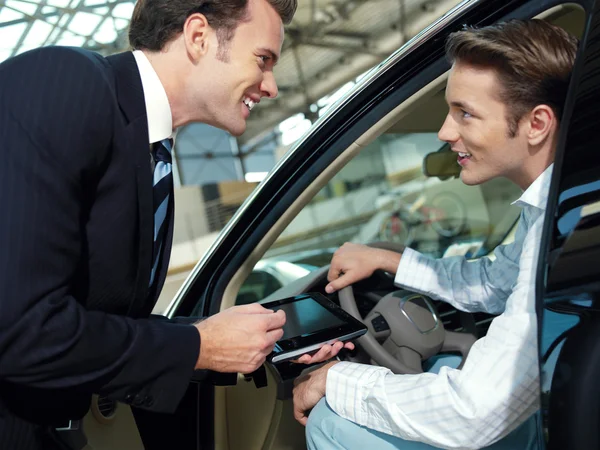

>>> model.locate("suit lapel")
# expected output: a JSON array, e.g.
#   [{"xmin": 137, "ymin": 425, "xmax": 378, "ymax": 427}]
[{"xmin": 106, "ymin": 52, "xmax": 154, "ymax": 317}]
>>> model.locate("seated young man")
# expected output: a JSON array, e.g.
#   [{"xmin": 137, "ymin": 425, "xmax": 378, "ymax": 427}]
[{"xmin": 292, "ymin": 19, "xmax": 578, "ymax": 450}]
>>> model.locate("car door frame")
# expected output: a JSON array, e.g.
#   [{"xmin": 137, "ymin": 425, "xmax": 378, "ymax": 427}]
[{"xmin": 537, "ymin": 0, "xmax": 600, "ymax": 447}]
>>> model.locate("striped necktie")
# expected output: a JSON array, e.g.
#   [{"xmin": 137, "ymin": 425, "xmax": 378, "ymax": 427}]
[{"xmin": 149, "ymin": 138, "xmax": 173, "ymax": 287}]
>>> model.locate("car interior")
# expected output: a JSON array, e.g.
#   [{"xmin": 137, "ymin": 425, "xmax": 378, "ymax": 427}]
[{"xmin": 76, "ymin": 3, "xmax": 587, "ymax": 450}]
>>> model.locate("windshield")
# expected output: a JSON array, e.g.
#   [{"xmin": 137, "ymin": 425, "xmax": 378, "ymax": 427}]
[{"xmin": 237, "ymin": 132, "xmax": 522, "ymax": 304}]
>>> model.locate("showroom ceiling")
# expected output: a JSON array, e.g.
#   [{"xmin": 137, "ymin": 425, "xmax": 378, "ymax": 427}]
[{"xmin": 0, "ymin": 0, "xmax": 462, "ymax": 144}]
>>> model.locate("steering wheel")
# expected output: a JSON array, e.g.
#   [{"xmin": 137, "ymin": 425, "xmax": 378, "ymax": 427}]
[{"xmin": 338, "ymin": 242, "xmax": 477, "ymax": 374}]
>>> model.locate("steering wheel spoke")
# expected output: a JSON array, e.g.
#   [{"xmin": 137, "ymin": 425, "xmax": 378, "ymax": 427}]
[{"xmin": 364, "ymin": 311, "xmax": 392, "ymax": 340}]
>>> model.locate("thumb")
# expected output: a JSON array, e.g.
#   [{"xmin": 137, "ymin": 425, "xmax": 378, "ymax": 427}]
[
  {"xmin": 236, "ymin": 303, "xmax": 274, "ymax": 314},
  {"xmin": 325, "ymin": 274, "xmax": 354, "ymax": 293},
  {"xmin": 294, "ymin": 404, "xmax": 308, "ymax": 427}
]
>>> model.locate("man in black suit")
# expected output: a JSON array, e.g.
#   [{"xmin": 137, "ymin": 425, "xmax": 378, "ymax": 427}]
[{"xmin": 0, "ymin": 0, "xmax": 350, "ymax": 448}]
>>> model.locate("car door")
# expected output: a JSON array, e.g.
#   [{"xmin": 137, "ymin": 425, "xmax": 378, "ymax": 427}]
[
  {"xmin": 537, "ymin": 0, "xmax": 600, "ymax": 447},
  {"xmin": 131, "ymin": 1, "xmax": 592, "ymax": 449}
]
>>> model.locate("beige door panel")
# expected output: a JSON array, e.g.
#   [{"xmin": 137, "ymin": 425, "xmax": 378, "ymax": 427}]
[
  {"xmin": 81, "ymin": 397, "xmax": 144, "ymax": 450},
  {"xmin": 214, "ymin": 366, "xmax": 306, "ymax": 450},
  {"xmin": 266, "ymin": 398, "xmax": 307, "ymax": 450}
]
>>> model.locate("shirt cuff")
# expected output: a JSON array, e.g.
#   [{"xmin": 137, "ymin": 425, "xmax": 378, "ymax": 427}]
[
  {"xmin": 325, "ymin": 361, "xmax": 390, "ymax": 425},
  {"xmin": 394, "ymin": 247, "xmax": 426, "ymax": 287}
]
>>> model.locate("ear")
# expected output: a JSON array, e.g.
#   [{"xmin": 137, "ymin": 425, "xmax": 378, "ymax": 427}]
[
  {"xmin": 526, "ymin": 104, "xmax": 557, "ymax": 146},
  {"xmin": 182, "ymin": 13, "xmax": 212, "ymax": 61}
]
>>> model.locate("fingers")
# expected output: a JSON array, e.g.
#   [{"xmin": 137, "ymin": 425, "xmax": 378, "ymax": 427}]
[
  {"xmin": 327, "ymin": 242, "xmax": 367, "ymax": 274},
  {"xmin": 327, "ymin": 244, "xmax": 349, "ymax": 282},
  {"xmin": 327, "ymin": 258, "xmax": 351, "ymax": 283},
  {"xmin": 325, "ymin": 274, "xmax": 355, "ymax": 294},
  {"xmin": 293, "ymin": 405, "xmax": 308, "ymax": 426},
  {"xmin": 235, "ymin": 303, "xmax": 273, "ymax": 314},
  {"xmin": 264, "ymin": 309, "xmax": 286, "ymax": 330},
  {"xmin": 314, "ymin": 344, "xmax": 335, "ymax": 360},
  {"xmin": 239, "ymin": 307, "xmax": 285, "ymax": 332},
  {"xmin": 302, "ymin": 345, "xmax": 334, "ymax": 364},
  {"xmin": 266, "ymin": 327, "xmax": 284, "ymax": 345},
  {"xmin": 332, "ymin": 341, "xmax": 344, "ymax": 353},
  {"xmin": 327, "ymin": 244, "xmax": 400, "ymax": 292},
  {"xmin": 327, "ymin": 262, "xmax": 341, "ymax": 283},
  {"xmin": 292, "ymin": 354, "xmax": 311, "ymax": 364},
  {"xmin": 293, "ymin": 340, "xmax": 353, "ymax": 365}
]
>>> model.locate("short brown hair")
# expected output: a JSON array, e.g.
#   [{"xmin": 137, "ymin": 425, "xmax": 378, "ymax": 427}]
[
  {"xmin": 129, "ymin": 0, "xmax": 297, "ymax": 53},
  {"xmin": 446, "ymin": 19, "xmax": 578, "ymax": 137}
]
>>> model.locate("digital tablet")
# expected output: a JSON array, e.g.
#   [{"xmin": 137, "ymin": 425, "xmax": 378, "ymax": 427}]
[{"xmin": 262, "ymin": 292, "xmax": 367, "ymax": 364}]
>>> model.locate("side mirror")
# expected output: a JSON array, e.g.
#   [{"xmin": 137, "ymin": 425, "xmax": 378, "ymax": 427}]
[{"xmin": 422, "ymin": 143, "xmax": 460, "ymax": 180}]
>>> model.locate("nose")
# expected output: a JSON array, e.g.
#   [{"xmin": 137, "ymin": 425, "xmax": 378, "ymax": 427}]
[
  {"xmin": 260, "ymin": 71, "xmax": 278, "ymax": 99},
  {"xmin": 438, "ymin": 113, "xmax": 459, "ymax": 144}
]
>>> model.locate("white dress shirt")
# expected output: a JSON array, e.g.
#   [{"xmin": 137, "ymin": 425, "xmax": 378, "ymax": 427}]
[
  {"xmin": 132, "ymin": 50, "xmax": 183, "ymax": 188},
  {"xmin": 326, "ymin": 165, "xmax": 553, "ymax": 449},
  {"xmin": 132, "ymin": 50, "xmax": 173, "ymax": 144}
]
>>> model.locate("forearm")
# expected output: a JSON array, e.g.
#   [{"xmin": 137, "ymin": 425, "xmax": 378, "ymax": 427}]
[
  {"xmin": 395, "ymin": 213, "xmax": 529, "ymax": 313},
  {"xmin": 394, "ymin": 248, "xmax": 508, "ymax": 314},
  {"xmin": 376, "ymin": 249, "xmax": 403, "ymax": 274}
]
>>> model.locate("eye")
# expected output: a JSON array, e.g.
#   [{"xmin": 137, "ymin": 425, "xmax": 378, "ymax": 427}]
[
  {"xmin": 461, "ymin": 110, "xmax": 472, "ymax": 119},
  {"xmin": 257, "ymin": 55, "xmax": 270, "ymax": 66}
]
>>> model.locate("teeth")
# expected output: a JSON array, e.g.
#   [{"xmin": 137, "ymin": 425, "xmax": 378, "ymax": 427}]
[
  {"xmin": 243, "ymin": 98, "xmax": 255, "ymax": 111},
  {"xmin": 458, "ymin": 152, "xmax": 471, "ymax": 158}
]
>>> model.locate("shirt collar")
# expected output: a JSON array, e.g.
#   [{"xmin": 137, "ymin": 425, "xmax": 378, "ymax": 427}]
[
  {"xmin": 132, "ymin": 50, "xmax": 173, "ymax": 144},
  {"xmin": 511, "ymin": 163, "xmax": 554, "ymax": 211}
]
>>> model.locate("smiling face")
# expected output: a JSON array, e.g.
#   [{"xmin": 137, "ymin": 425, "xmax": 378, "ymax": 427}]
[
  {"xmin": 438, "ymin": 62, "xmax": 536, "ymax": 189},
  {"xmin": 183, "ymin": 0, "xmax": 284, "ymax": 136}
]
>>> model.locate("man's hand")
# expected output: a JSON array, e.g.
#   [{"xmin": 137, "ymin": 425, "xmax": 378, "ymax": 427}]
[
  {"xmin": 194, "ymin": 303, "xmax": 285, "ymax": 373},
  {"xmin": 293, "ymin": 361, "xmax": 339, "ymax": 425},
  {"xmin": 325, "ymin": 243, "xmax": 402, "ymax": 293},
  {"xmin": 293, "ymin": 341, "xmax": 355, "ymax": 365}
]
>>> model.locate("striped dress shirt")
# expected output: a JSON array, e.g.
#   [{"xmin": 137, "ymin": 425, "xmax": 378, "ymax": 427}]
[{"xmin": 326, "ymin": 165, "xmax": 553, "ymax": 449}]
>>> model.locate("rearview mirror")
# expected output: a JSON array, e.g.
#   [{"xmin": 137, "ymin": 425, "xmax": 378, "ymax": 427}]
[{"xmin": 423, "ymin": 143, "xmax": 460, "ymax": 180}]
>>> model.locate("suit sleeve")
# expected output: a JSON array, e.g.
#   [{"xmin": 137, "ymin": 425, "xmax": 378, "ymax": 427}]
[{"xmin": 0, "ymin": 47, "xmax": 199, "ymax": 413}]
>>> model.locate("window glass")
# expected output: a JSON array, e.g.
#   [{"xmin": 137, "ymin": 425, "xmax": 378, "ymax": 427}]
[
  {"xmin": 236, "ymin": 270, "xmax": 283, "ymax": 305},
  {"xmin": 236, "ymin": 130, "xmax": 521, "ymax": 304}
]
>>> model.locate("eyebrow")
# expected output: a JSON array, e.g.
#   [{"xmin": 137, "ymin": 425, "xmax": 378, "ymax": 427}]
[
  {"xmin": 259, "ymin": 48, "xmax": 279, "ymax": 65},
  {"xmin": 449, "ymin": 100, "xmax": 476, "ymax": 112}
]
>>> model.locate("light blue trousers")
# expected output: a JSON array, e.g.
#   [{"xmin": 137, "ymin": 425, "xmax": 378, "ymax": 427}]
[
  {"xmin": 306, "ymin": 308, "xmax": 580, "ymax": 450},
  {"xmin": 306, "ymin": 396, "xmax": 541, "ymax": 450}
]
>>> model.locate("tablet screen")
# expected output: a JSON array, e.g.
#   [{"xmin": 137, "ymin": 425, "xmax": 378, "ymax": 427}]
[
  {"xmin": 263, "ymin": 293, "xmax": 367, "ymax": 363},
  {"xmin": 271, "ymin": 297, "xmax": 346, "ymax": 339}
]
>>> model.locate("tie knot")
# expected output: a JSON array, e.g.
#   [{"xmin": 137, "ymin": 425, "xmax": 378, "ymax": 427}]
[{"xmin": 153, "ymin": 138, "xmax": 173, "ymax": 164}]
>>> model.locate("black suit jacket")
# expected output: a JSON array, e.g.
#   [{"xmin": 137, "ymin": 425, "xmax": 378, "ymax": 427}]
[{"xmin": 0, "ymin": 47, "xmax": 199, "ymax": 448}]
